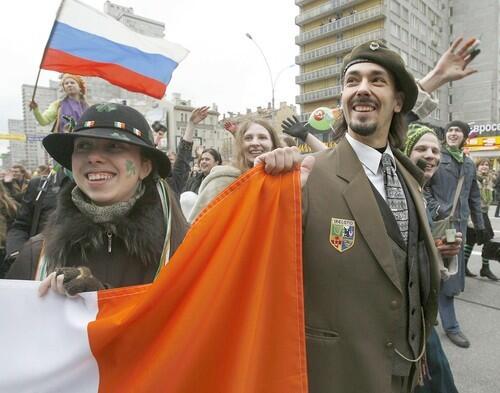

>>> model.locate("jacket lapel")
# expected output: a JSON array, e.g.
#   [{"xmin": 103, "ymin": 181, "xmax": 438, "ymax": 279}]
[{"xmin": 335, "ymin": 138, "xmax": 402, "ymax": 294}]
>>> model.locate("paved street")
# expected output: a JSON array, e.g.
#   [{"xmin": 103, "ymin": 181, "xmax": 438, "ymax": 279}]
[{"xmin": 438, "ymin": 206, "xmax": 500, "ymax": 393}]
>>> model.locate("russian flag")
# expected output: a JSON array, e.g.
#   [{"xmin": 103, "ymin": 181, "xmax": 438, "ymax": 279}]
[
  {"xmin": 0, "ymin": 167, "xmax": 308, "ymax": 392},
  {"xmin": 40, "ymin": 0, "xmax": 189, "ymax": 99}
]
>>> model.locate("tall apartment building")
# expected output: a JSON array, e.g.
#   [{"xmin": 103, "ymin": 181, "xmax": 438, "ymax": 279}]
[
  {"xmin": 21, "ymin": 84, "xmax": 58, "ymax": 169},
  {"xmin": 295, "ymin": 0, "xmax": 450, "ymax": 131},
  {"xmin": 104, "ymin": 0, "xmax": 166, "ymax": 38},
  {"xmin": 448, "ymin": 0, "xmax": 500, "ymax": 126},
  {"xmin": 5, "ymin": 120, "xmax": 25, "ymax": 169}
]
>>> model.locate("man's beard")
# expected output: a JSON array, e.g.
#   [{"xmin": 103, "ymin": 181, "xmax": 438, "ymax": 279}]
[{"xmin": 349, "ymin": 120, "xmax": 377, "ymax": 136}]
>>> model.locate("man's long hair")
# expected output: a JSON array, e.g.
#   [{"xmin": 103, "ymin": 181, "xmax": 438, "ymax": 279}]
[{"xmin": 332, "ymin": 111, "xmax": 408, "ymax": 149}]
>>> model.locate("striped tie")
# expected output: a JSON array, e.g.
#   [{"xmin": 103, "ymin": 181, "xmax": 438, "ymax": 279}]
[{"xmin": 381, "ymin": 153, "xmax": 408, "ymax": 242}]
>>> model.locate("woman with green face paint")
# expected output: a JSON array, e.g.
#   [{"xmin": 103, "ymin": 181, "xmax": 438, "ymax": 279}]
[{"xmin": 7, "ymin": 103, "xmax": 188, "ymax": 297}]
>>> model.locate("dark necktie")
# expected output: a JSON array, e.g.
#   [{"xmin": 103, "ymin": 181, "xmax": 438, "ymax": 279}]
[{"xmin": 381, "ymin": 153, "xmax": 408, "ymax": 242}]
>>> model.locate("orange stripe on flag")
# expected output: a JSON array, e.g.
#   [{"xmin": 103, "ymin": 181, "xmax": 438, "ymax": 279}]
[{"xmin": 88, "ymin": 166, "xmax": 308, "ymax": 392}]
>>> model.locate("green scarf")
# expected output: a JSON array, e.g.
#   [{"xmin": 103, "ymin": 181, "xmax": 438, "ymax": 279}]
[
  {"xmin": 477, "ymin": 174, "xmax": 493, "ymax": 206},
  {"xmin": 445, "ymin": 146, "xmax": 464, "ymax": 163},
  {"xmin": 71, "ymin": 182, "xmax": 145, "ymax": 224}
]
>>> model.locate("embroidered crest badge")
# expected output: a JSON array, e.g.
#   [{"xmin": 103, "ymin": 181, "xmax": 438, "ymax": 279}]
[{"xmin": 330, "ymin": 218, "xmax": 355, "ymax": 252}]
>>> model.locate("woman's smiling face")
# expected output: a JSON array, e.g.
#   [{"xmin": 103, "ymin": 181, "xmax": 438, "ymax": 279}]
[
  {"xmin": 242, "ymin": 123, "xmax": 274, "ymax": 165},
  {"xmin": 72, "ymin": 137, "xmax": 152, "ymax": 206}
]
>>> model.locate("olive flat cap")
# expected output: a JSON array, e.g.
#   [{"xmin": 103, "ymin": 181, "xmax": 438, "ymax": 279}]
[{"xmin": 342, "ymin": 40, "xmax": 418, "ymax": 113}]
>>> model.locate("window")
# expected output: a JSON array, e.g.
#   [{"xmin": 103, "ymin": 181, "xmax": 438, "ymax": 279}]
[
  {"xmin": 390, "ymin": 21, "xmax": 401, "ymax": 38},
  {"xmin": 411, "ymin": 35, "xmax": 418, "ymax": 50},
  {"xmin": 448, "ymin": 95, "xmax": 453, "ymax": 105},
  {"xmin": 411, "ymin": 14, "xmax": 418, "ymax": 28},
  {"xmin": 419, "ymin": 61, "xmax": 426, "ymax": 74},
  {"xmin": 433, "ymin": 108, "xmax": 441, "ymax": 120},
  {"xmin": 391, "ymin": 0, "xmax": 400, "ymax": 15},
  {"xmin": 410, "ymin": 56, "xmax": 418, "ymax": 71},
  {"xmin": 401, "ymin": 28, "xmax": 409, "ymax": 43},
  {"xmin": 419, "ymin": 40, "xmax": 426, "ymax": 55},
  {"xmin": 401, "ymin": 6, "xmax": 409, "ymax": 20}
]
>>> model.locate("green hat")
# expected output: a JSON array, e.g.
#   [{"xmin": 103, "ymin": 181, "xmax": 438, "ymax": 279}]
[
  {"xmin": 342, "ymin": 40, "xmax": 418, "ymax": 113},
  {"xmin": 403, "ymin": 123, "xmax": 437, "ymax": 156}
]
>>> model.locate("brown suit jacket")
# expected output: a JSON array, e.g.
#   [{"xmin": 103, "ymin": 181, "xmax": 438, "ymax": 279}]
[{"xmin": 302, "ymin": 137, "xmax": 440, "ymax": 393}]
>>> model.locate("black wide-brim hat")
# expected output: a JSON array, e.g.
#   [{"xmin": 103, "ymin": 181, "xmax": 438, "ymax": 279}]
[
  {"xmin": 341, "ymin": 40, "xmax": 418, "ymax": 113},
  {"xmin": 43, "ymin": 103, "xmax": 171, "ymax": 178}
]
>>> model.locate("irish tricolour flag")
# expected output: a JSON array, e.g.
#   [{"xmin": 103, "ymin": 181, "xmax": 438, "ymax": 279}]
[
  {"xmin": 0, "ymin": 167, "xmax": 308, "ymax": 393},
  {"xmin": 40, "ymin": 0, "xmax": 189, "ymax": 98}
]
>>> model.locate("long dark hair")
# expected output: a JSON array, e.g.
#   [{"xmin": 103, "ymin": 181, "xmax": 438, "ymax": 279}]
[
  {"xmin": 332, "ymin": 111, "xmax": 408, "ymax": 149},
  {"xmin": 0, "ymin": 182, "xmax": 17, "ymax": 218},
  {"xmin": 200, "ymin": 148, "xmax": 222, "ymax": 165}
]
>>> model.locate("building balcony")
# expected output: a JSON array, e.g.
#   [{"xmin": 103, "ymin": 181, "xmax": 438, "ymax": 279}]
[
  {"xmin": 295, "ymin": 29, "xmax": 384, "ymax": 65},
  {"xmin": 296, "ymin": 63, "xmax": 342, "ymax": 85},
  {"xmin": 296, "ymin": 5, "xmax": 385, "ymax": 45},
  {"xmin": 296, "ymin": 85, "xmax": 341, "ymax": 105},
  {"xmin": 295, "ymin": 0, "xmax": 317, "ymax": 6},
  {"xmin": 295, "ymin": 0, "xmax": 363, "ymax": 26}
]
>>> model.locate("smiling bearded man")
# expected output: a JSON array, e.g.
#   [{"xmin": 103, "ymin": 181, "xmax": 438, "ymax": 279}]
[{"xmin": 254, "ymin": 41, "xmax": 443, "ymax": 393}]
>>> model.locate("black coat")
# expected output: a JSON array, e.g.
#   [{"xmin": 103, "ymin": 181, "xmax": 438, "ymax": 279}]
[
  {"xmin": 6, "ymin": 172, "xmax": 67, "ymax": 259},
  {"xmin": 7, "ymin": 179, "xmax": 188, "ymax": 288},
  {"xmin": 183, "ymin": 172, "xmax": 206, "ymax": 194},
  {"xmin": 166, "ymin": 138, "xmax": 193, "ymax": 196}
]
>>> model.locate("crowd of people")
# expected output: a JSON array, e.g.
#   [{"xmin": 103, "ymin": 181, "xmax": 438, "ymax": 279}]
[{"xmin": 0, "ymin": 36, "xmax": 498, "ymax": 392}]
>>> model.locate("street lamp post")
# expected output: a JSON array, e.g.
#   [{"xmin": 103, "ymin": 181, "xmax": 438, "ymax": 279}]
[{"xmin": 246, "ymin": 33, "xmax": 295, "ymax": 111}]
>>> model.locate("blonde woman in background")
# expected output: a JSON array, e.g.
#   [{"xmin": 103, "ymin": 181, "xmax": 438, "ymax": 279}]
[{"xmin": 187, "ymin": 119, "xmax": 281, "ymax": 222}]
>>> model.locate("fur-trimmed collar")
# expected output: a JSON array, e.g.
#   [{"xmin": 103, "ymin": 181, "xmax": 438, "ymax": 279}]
[{"xmin": 43, "ymin": 180, "xmax": 166, "ymax": 270}]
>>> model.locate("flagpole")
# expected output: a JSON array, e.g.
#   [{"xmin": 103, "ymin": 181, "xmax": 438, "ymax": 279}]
[{"xmin": 32, "ymin": 0, "xmax": 67, "ymax": 103}]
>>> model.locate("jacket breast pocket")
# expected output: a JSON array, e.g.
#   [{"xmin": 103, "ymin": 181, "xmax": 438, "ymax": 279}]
[
  {"xmin": 305, "ymin": 326, "xmax": 340, "ymax": 341},
  {"xmin": 305, "ymin": 326, "xmax": 341, "ymax": 392}
]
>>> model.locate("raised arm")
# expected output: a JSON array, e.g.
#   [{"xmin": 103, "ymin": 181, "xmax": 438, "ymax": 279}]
[
  {"xmin": 282, "ymin": 116, "xmax": 326, "ymax": 153},
  {"xmin": 31, "ymin": 100, "xmax": 59, "ymax": 127},
  {"xmin": 418, "ymin": 37, "xmax": 478, "ymax": 94}
]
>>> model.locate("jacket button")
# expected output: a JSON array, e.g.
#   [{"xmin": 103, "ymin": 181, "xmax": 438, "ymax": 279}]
[
  {"xmin": 386, "ymin": 341, "xmax": 393, "ymax": 348},
  {"xmin": 390, "ymin": 300, "xmax": 399, "ymax": 309}
]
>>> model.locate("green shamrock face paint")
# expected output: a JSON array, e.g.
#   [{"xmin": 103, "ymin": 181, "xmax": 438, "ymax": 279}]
[{"xmin": 126, "ymin": 160, "xmax": 137, "ymax": 177}]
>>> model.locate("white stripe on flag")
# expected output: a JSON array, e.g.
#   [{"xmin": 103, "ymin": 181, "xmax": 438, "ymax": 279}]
[
  {"xmin": 0, "ymin": 280, "xmax": 99, "ymax": 393},
  {"xmin": 59, "ymin": 0, "xmax": 189, "ymax": 62}
]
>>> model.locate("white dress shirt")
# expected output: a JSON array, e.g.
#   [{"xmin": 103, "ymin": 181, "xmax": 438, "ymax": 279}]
[{"xmin": 345, "ymin": 133, "xmax": 396, "ymax": 201}]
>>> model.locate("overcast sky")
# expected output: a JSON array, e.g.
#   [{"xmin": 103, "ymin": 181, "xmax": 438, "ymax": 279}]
[{"xmin": 1, "ymin": 0, "xmax": 300, "ymax": 153}]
